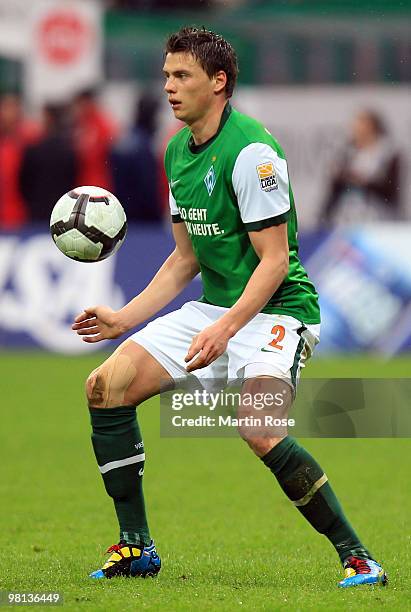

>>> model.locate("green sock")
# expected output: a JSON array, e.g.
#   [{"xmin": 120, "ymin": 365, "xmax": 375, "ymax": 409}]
[
  {"xmin": 89, "ymin": 406, "xmax": 150, "ymax": 547},
  {"xmin": 261, "ymin": 436, "xmax": 371, "ymax": 563}
]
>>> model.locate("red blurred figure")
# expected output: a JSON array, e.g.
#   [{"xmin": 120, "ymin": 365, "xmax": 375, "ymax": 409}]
[
  {"xmin": 72, "ymin": 89, "xmax": 117, "ymax": 190},
  {"xmin": 0, "ymin": 93, "xmax": 39, "ymax": 229}
]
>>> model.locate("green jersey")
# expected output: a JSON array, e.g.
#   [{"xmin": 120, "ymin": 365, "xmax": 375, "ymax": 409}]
[{"xmin": 165, "ymin": 104, "xmax": 320, "ymax": 325}]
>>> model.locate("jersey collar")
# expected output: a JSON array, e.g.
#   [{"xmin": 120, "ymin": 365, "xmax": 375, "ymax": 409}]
[{"xmin": 188, "ymin": 103, "xmax": 232, "ymax": 154}]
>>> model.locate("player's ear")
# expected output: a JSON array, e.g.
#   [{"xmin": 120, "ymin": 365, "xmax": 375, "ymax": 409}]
[{"xmin": 213, "ymin": 70, "xmax": 227, "ymax": 95}]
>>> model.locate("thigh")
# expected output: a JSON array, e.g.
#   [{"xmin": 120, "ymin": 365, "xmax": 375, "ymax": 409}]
[
  {"xmin": 87, "ymin": 338, "xmax": 173, "ymax": 408},
  {"xmin": 130, "ymin": 301, "xmax": 229, "ymax": 385}
]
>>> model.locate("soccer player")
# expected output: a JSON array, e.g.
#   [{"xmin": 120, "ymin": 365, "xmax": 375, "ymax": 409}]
[{"xmin": 72, "ymin": 27, "xmax": 387, "ymax": 588}]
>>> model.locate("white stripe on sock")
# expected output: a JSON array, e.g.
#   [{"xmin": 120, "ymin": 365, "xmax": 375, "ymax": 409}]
[
  {"xmin": 293, "ymin": 474, "xmax": 328, "ymax": 507},
  {"xmin": 98, "ymin": 453, "xmax": 146, "ymax": 474}
]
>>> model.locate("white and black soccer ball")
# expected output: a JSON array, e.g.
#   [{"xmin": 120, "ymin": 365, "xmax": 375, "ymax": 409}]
[{"xmin": 50, "ymin": 186, "xmax": 127, "ymax": 262}]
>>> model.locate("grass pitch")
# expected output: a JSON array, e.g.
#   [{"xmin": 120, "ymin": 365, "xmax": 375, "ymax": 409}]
[{"xmin": 1, "ymin": 352, "xmax": 410, "ymax": 610}]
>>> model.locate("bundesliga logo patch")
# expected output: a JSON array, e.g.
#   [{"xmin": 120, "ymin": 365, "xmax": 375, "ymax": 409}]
[{"xmin": 256, "ymin": 162, "xmax": 278, "ymax": 192}]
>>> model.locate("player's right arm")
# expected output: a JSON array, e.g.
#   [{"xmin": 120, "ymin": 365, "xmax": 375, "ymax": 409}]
[{"xmin": 72, "ymin": 221, "xmax": 199, "ymax": 343}]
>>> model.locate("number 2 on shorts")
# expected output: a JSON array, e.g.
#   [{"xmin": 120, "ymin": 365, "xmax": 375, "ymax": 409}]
[{"xmin": 268, "ymin": 324, "xmax": 285, "ymax": 350}]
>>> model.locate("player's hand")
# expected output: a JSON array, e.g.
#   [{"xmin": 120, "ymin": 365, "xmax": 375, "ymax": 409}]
[
  {"xmin": 72, "ymin": 306, "xmax": 125, "ymax": 343},
  {"xmin": 185, "ymin": 321, "xmax": 234, "ymax": 372}
]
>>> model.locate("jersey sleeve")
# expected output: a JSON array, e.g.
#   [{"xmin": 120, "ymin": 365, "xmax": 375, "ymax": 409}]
[
  {"xmin": 232, "ymin": 142, "xmax": 291, "ymax": 230},
  {"xmin": 169, "ymin": 189, "xmax": 183, "ymax": 223},
  {"xmin": 165, "ymin": 139, "xmax": 184, "ymax": 224}
]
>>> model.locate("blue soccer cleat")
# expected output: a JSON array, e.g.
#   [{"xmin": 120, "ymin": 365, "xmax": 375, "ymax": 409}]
[
  {"xmin": 338, "ymin": 556, "xmax": 387, "ymax": 588},
  {"xmin": 89, "ymin": 540, "xmax": 161, "ymax": 579},
  {"xmin": 130, "ymin": 541, "xmax": 161, "ymax": 577}
]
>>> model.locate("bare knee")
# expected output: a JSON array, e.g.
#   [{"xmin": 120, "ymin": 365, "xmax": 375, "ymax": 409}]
[
  {"xmin": 237, "ymin": 411, "xmax": 286, "ymax": 456},
  {"xmin": 243, "ymin": 435, "xmax": 284, "ymax": 458},
  {"xmin": 238, "ymin": 375, "xmax": 293, "ymax": 457},
  {"xmin": 86, "ymin": 368, "xmax": 108, "ymax": 408},
  {"xmin": 85, "ymin": 352, "xmax": 137, "ymax": 408},
  {"xmin": 85, "ymin": 341, "xmax": 171, "ymax": 409},
  {"xmin": 237, "ymin": 411, "xmax": 285, "ymax": 456}
]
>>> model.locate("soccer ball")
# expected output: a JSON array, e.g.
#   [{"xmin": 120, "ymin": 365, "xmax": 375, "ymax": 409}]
[{"xmin": 50, "ymin": 186, "xmax": 127, "ymax": 262}]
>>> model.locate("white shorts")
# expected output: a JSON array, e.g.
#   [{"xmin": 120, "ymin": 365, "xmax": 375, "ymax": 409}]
[{"xmin": 131, "ymin": 301, "xmax": 320, "ymax": 390}]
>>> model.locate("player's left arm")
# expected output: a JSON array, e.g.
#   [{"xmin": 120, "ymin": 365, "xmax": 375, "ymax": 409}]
[
  {"xmin": 222, "ymin": 222, "xmax": 289, "ymax": 327},
  {"xmin": 186, "ymin": 141, "xmax": 290, "ymax": 372}
]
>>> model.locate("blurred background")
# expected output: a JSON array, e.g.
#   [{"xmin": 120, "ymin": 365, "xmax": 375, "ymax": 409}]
[
  {"xmin": 0, "ymin": 0, "xmax": 410, "ymax": 356},
  {"xmin": 2, "ymin": 7, "xmax": 409, "ymax": 604}
]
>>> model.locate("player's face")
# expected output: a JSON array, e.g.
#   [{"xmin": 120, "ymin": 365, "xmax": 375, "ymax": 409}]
[
  {"xmin": 163, "ymin": 52, "xmax": 218, "ymax": 124},
  {"xmin": 351, "ymin": 112, "xmax": 378, "ymax": 148}
]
